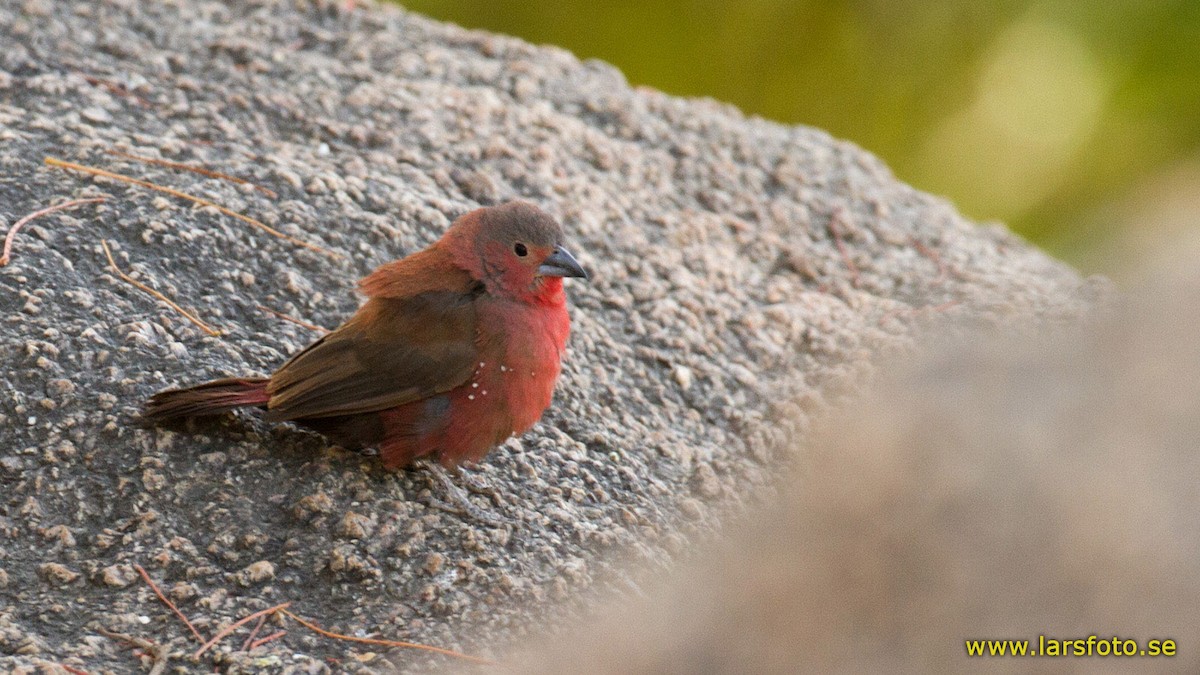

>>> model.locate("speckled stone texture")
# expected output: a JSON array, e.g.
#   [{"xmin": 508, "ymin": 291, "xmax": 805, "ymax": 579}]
[{"xmin": 1, "ymin": 0, "xmax": 1097, "ymax": 672}]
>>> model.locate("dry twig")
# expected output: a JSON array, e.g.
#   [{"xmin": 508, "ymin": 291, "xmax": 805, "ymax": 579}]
[
  {"xmin": 58, "ymin": 665, "xmax": 90, "ymax": 675},
  {"xmin": 193, "ymin": 602, "xmax": 292, "ymax": 658},
  {"xmin": 280, "ymin": 609, "xmax": 497, "ymax": 665},
  {"xmin": 1, "ymin": 197, "xmax": 105, "ymax": 266},
  {"xmin": 98, "ymin": 629, "xmax": 169, "ymax": 675},
  {"xmin": 241, "ymin": 613, "xmax": 270, "ymax": 651},
  {"xmin": 256, "ymin": 304, "xmax": 328, "ymax": 334},
  {"xmin": 134, "ymin": 563, "xmax": 206, "ymax": 644},
  {"xmin": 100, "ymin": 240, "xmax": 222, "ymax": 337},
  {"xmin": 249, "ymin": 630, "xmax": 288, "ymax": 650},
  {"xmin": 45, "ymin": 156, "xmax": 339, "ymax": 259},
  {"xmin": 108, "ymin": 149, "xmax": 278, "ymax": 198}
]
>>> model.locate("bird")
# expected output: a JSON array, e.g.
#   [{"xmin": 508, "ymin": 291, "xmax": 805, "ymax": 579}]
[{"xmin": 143, "ymin": 200, "xmax": 588, "ymax": 472}]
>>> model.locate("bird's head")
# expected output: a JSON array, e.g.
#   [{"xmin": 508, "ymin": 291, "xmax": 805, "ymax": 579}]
[{"xmin": 444, "ymin": 201, "xmax": 588, "ymax": 304}]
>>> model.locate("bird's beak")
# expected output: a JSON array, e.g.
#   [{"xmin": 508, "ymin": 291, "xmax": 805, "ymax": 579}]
[{"xmin": 538, "ymin": 246, "xmax": 588, "ymax": 280}]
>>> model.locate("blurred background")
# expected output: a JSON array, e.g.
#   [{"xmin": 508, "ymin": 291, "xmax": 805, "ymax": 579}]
[{"xmin": 395, "ymin": 0, "xmax": 1200, "ymax": 275}]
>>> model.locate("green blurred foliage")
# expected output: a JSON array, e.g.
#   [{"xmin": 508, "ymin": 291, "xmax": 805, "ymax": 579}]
[{"xmin": 395, "ymin": 0, "xmax": 1200, "ymax": 270}]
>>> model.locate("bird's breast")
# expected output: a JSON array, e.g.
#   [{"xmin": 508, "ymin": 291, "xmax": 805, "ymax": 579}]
[
  {"xmin": 441, "ymin": 299, "xmax": 570, "ymax": 463},
  {"xmin": 479, "ymin": 300, "xmax": 569, "ymax": 429}
]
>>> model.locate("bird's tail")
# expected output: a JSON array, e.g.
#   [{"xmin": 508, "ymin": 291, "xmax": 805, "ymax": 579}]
[{"xmin": 143, "ymin": 377, "xmax": 270, "ymax": 421}]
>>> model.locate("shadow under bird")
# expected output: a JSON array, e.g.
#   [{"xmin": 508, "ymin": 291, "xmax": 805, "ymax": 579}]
[{"xmin": 144, "ymin": 200, "xmax": 588, "ymax": 470}]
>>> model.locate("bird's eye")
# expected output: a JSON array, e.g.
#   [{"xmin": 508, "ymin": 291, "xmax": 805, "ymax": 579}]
[{"xmin": 514, "ymin": 242, "xmax": 528, "ymax": 257}]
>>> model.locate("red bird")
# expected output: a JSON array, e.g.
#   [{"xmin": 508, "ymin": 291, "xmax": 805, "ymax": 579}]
[{"xmin": 144, "ymin": 200, "xmax": 587, "ymax": 469}]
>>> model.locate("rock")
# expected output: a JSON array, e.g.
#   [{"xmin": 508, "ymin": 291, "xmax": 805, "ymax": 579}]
[
  {"xmin": 0, "ymin": 0, "xmax": 1095, "ymax": 673},
  {"xmin": 498, "ymin": 283, "xmax": 1200, "ymax": 673},
  {"xmin": 672, "ymin": 365, "xmax": 694, "ymax": 390},
  {"xmin": 236, "ymin": 561, "xmax": 276, "ymax": 586},
  {"xmin": 37, "ymin": 563, "xmax": 79, "ymax": 586},
  {"xmin": 423, "ymin": 552, "xmax": 446, "ymax": 575},
  {"xmin": 335, "ymin": 512, "xmax": 373, "ymax": 540},
  {"xmin": 98, "ymin": 564, "xmax": 136, "ymax": 588},
  {"xmin": 691, "ymin": 464, "xmax": 723, "ymax": 499}
]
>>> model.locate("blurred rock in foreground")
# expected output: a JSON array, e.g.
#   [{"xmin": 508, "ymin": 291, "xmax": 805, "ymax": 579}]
[{"xmin": 495, "ymin": 275, "xmax": 1200, "ymax": 673}]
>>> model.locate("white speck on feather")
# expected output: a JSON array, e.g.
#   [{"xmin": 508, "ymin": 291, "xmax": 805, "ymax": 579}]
[{"xmin": 468, "ymin": 394, "xmax": 475, "ymax": 400}]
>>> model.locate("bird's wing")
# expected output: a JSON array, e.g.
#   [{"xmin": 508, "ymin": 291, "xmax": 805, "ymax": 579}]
[{"xmin": 263, "ymin": 288, "xmax": 481, "ymax": 421}]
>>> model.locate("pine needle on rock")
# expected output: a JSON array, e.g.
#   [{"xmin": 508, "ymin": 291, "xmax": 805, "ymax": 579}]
[
  {"xmin": 46, "ymin": 156, "xmax": 339, "ymax": 259},
  {"xmin": 1, "ymin": 197, "xmax": 105, "ymax": 266},
  {"xmin": 100, "ymin": 239, "xmax": 222, "ymax": 337}
]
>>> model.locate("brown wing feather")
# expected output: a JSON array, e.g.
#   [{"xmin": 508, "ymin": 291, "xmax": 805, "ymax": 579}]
[
  {"xmin": 358, "ymin": 245, "xmax": 468, "ymax": 299},
  {"xmin": 264, "ymin": 252, "xmax": 482, "ymax": 421}
]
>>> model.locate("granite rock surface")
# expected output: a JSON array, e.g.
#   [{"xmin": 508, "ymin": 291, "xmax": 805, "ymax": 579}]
[{"xmin": 0, "ymin": 1, "xmax": 1095, "ymax": 672}]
